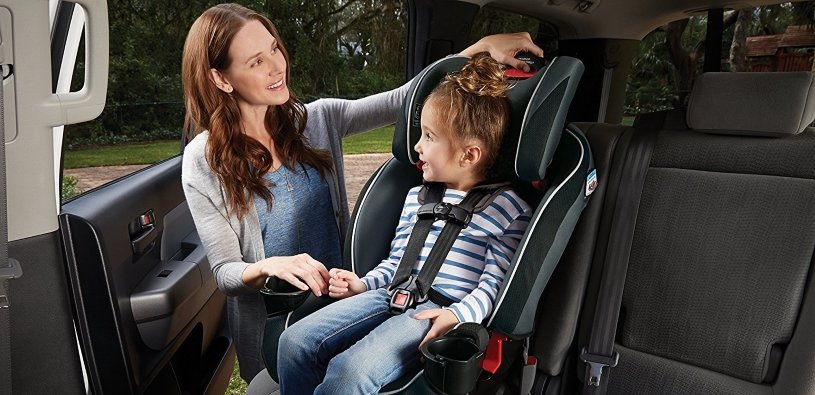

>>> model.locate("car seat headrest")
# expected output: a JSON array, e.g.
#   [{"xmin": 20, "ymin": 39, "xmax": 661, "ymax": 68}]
[
  {"xmin": 687, "ymin": 71, "xmax": 815, "ymax": 137},
  {"xmin": 393, "ymin": 55, "xmax": 585, "ymax": 182}
]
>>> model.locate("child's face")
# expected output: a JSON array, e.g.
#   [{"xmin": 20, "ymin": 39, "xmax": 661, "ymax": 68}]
[{"xmin": 414, "ymin": 101, "xmax": 475, "ymax": 190}]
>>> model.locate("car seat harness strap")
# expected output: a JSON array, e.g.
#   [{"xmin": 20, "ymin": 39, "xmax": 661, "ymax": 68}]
[{"xmin": 388, "ymin": 182, "xmax": 510, "ymax": 314}]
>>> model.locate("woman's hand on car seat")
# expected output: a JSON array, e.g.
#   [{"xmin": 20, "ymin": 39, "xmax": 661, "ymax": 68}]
[
  {"xmin": 327, "ymin": 268, "xmax": 367, "ymax": 299},
  {"xmin": 414, "ymin": 308, "xmax": 460, "ymax": 348},
  {"xmin": 459, "ymin": 32, "xmax": 545, "ymax": 73},
  {"xmin": 242, "ymin": 253, "xmax": 330, "ymax": 296}
]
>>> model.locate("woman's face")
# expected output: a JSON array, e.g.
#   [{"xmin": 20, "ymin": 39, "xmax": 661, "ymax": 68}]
[{"xmin": 219, "ymin": 20, "xmax": 289, "ymax": 108}]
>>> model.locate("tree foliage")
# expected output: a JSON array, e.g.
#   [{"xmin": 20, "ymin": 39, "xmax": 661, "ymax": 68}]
[
  {"xmin": 469, "ymin": 6, "xmax": 538, "ymax": 41},
  {"xmin": 260, "ymin": 0, "xmax": 406, "ymax": 97},
  {"xmin": 68, "ymin": 0, "xmax": 407, "ymax": 146}
]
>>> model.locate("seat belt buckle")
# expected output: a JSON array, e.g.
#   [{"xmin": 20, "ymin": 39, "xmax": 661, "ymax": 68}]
[
  {"xmin": 580, "ymin": 347, "xmax": 619, "ymax": 386},
  {"xmin": 432, "ymin": 202, "xmax": 471, "ymax": 225},
  {"xmin": 416, "ymin": 203, "xmax": 437, "ymax": 219},
  {"xmin": 520, "ymin": 338, "xmax": 536, "ymax": 395},
  {"xmin": 521, "ymin": 355, "xmax": 537, "ymax": 394},
  {"xmin": 388, "ymin": 288, "xmax": 415, "ymax": 315}
]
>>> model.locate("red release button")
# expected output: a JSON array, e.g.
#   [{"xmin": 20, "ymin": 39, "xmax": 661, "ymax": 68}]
[{"xmin": 394, "ymin": 293, "xmax": 408, "ymax": 306}]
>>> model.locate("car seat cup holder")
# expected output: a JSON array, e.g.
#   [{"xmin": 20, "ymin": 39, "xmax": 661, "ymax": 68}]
[
  {"xmin": 420, "ymin": 323, "xmax": 490, "ymax": 395},
  {"xmin": 259, "ymin": 277, "xmax": 310, "ymax": 318}
]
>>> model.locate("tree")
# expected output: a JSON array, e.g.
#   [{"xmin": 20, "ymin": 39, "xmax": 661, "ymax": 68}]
[
  {"xmin": 470, "ymin": 6, "xmax": 538, "ymax": 43},
  {"xmin": 69, "ymin": 0, "xmax": 227, "ymax": 143},
  {"xmin": 663, "ymin": 12, "xmax": 740, "ymax": 105},
  {"xmin": 729, "ymin": 8, "xmax": 753, "ymax": 72},
  {"xmin": 68, "ymin": 0, "xmax": 409, "ymax": 145},
  {"xmin": 625, "ymin": 28, "xmax": 680, "ymax": 114},
  {"xmin": 262, "ymin": 0, "xmax": 406, "ymax": 98}
]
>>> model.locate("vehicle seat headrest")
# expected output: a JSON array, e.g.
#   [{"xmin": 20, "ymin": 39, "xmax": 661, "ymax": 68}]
[
  {"xmin": 393, "ymin": 55, "xmax": 584, "ymax": 182},
  {"xmin": 687, "ymin": 71, "xmax": 815, "ymax": 137}
]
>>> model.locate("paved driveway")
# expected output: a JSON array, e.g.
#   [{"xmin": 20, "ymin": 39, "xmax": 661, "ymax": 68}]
[{"xmin": 64, "ymin": 153, "xmax": 392, "ymax": 212}]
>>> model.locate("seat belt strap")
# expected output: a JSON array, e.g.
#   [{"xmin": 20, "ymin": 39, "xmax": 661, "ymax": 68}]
[
  {"xmin": 389, "ymin": 183, "xmax": 445, "ymax": 292},
  {"xmin": 581, "ymin": 111, "xmax": 665, "ymax": 394}
]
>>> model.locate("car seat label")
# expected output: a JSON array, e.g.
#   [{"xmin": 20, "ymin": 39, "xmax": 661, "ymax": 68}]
[
  {"xmin": 411, "ymin": 102, "xmax": 423, "ymax": 127},
  {"xmin": 586, "ymin": 169, "xmax": 598, "ymax": 197}
]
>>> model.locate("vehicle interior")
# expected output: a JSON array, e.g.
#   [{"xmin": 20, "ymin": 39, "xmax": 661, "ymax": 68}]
[{"xmin": 2, "ymin": 0, "xmax": 813, "ymax": 394}]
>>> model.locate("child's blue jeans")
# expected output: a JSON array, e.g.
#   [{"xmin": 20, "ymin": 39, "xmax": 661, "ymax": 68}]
[{"xmin": 276, "ymin": 287, "xmax": 440, "ymax": 394}]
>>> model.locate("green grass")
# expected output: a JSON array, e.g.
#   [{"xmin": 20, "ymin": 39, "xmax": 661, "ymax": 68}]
[
  {"xmin": 341, "ymin": 125, "xmax": 394, "ymax": 154},
  {"xmin": 226, "ymin": 362, "xmax": 248, "ymax": 395},
  {"xmin": 64, "ymin": 140, "xmax": 181, "ymax": 169},
  {"xmin": 61, "ymin": 175, "xmax": 81, "ymax": 199},
  {"xmin": 63, "ymin": 126, "xmax": 394, "ymax": 168}
]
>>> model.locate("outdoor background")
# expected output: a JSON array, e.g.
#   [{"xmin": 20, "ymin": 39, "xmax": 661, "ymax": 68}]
[{"xmin": 63, "ymin": 1, "xmax": 815, "ymax": 153}]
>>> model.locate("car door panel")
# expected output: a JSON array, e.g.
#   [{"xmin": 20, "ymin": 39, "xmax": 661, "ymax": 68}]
[{"xmin": 60, "ymin": 157, "xmax": 234, "ymax": 393}]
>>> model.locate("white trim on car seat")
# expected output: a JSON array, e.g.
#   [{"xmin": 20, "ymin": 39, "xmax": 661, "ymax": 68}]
[
  {"xmin": 378, "ymin": 370, "xmax": 424, "ymax": 394},
  {"xmin": 515, "ymin": 56, "xmax": 557, "ymax": 178},
  {"xmin": 489, "ymin": 128, "xmax": 584, "ymax": 327},
  {"xmin": 349, "ymin": 158, "xmax": 394, "ymax": 274},
  {"xmin": 284, "ymin": 311, "xmax": 294, "ymax": 329},
  {"xmin": 404, "ymin": 55, "xmax": 469, "ymax": 164}
]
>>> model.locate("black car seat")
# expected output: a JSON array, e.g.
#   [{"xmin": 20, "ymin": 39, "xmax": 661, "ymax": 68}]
[
  {"xmin": 259, "ymin": 54, "xmax": 592, "ymax": 394},
  {"xmin": 528, "ymin": 71, "xmax": 815, "ymax": 395},
  {"xmin": 347, "ymin": 54, "xmax": 592, "ymax": 393}
]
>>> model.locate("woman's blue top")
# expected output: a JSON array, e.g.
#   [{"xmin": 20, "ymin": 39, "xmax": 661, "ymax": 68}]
[{"xmin": 253, "ymin": 163, "xmax": 342, "ymax": 270}]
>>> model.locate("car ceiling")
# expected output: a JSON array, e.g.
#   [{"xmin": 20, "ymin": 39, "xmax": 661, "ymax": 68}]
[{"xmin": 460, "ymin": 0, "xmax": 801, "ymax": 40}]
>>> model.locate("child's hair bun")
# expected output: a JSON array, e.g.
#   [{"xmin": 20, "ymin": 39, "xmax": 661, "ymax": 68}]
[{"xmin": 450, "ymin": 52, "xmax": 512, "ymax": 98}]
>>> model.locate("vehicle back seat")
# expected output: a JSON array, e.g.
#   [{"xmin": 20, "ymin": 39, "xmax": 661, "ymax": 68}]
[{"xmin": 530, "ymin": 71, "xmax": 815, "ymax": 394}]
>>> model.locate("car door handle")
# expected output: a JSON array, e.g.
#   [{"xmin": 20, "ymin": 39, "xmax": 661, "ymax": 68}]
[{"xmin": 132, "ymin": 225, "xmax": 157, "ymax": 256}]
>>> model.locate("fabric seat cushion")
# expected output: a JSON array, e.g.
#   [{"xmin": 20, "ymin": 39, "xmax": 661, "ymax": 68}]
[{"xmin": 618, "ymin": 130, "xmax": 815, "ymax": 383}]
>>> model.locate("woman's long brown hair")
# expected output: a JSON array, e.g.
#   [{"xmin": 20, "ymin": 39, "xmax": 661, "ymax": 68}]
[{"xmin": 182, "ymin": 3, "xmax": 332, "ymax": 219}]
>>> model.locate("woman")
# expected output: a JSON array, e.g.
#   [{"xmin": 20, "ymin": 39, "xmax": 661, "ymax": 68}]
[{"xmin": 180, "ymin": 3, "xmax": 544, "ymax": 382}]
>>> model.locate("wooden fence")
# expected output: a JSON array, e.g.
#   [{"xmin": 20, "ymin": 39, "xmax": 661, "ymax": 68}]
[{"xmin": 749, "ymin": 52, "xmax": 813, "ymax": 72}]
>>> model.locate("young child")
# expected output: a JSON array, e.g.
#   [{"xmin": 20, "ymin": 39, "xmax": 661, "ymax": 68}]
[{"xmin": 276, "ymin": 53, "xmax": 533, "ymax": 395}]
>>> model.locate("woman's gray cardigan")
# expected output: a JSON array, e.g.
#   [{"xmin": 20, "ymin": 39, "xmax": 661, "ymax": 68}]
[{"xmin": 181, "ymin": 83, "xmax": 410, "ymax": 381}]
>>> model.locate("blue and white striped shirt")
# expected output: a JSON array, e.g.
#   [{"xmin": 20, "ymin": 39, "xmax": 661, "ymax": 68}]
[{"xmin": 361, "ymin": 186, "xmax": 533, "ymax": 323}]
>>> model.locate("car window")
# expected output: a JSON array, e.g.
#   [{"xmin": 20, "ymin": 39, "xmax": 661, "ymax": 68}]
[
  {"xmin": 624, "ymin": 3, "xmax": 815, "ymax": 122},
  {"xmin": 469, "ymin": 6, "xmax": 540, "ymax": 42},
  {"xmin": 60, "ymin": 1, "xmax": 410, "ymax": 201},
  {"xmin": 59, "ymin": 1, "xmax": 198, "ymax": 200}
]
